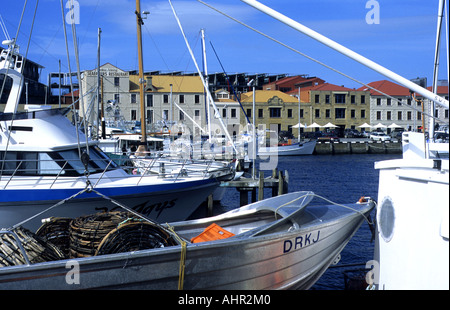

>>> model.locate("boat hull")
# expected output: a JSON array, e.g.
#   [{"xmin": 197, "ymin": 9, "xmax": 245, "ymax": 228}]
[
  {"xmin": 374, "ymin": 158, "xmax": 449, "ymax": 289},
  {"xmin": 258, "ymin": 141, "xmax": 316, "ymax": 156},
  {"xmin": 0, "ymin": 176, "xmax": 219, "ymax": 231},
  {"xmin": 0, "ymin": 194, "xmax": 373, "ymax": 290}
]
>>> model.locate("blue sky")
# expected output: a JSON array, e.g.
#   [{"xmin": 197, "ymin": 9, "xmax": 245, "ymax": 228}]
[{"xmin": 1, "ymin": 0, "xmax": 448, "ymax": 90}]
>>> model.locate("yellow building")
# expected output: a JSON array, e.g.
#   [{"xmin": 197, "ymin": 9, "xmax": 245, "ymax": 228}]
[{"xmin": 239, "ymin": 90, "xmax": 307, "ymax": 135}]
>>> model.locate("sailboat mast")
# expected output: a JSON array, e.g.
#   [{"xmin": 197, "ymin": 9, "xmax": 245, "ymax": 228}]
[{"xmin": 136, "ymin": 0, "xmax": 147, "ymax": 153}]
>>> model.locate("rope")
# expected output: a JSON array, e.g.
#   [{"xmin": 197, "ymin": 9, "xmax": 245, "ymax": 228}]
[
  {"xmin": 9, "ymin": 186, "xmax": 90, "ymax": 230},
  {"xmin": 309, "ymin": 193, "xmax": 376, "ymax": 225},
  {"xmin": 166, "ymin": 224, "xmax": 187, "ymax": 290}
]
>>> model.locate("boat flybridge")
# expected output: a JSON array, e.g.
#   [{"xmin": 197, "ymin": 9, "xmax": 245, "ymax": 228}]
[{"xmin": 0, "ymin": 41, "xmax": 219, "ymax": 231}]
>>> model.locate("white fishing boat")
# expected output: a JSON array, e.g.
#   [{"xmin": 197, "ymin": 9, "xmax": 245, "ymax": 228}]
[
  {"xmin": 0, "ymin": 42, "xmax": 219, "ymax": 231},
  {"xmin": 0, "ymin": 191, "xmax": 375, "ymax": 289},
  {"xmin": 258, "ymin": 141, "xmax": 317, "ymax": 156},
  {"xmin": 238, "ymin": 0, "xmax": 449, "ymax": 290}
]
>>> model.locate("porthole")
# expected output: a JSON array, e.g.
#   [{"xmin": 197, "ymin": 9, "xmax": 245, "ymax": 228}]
[{"xmin": 378, "ymin": 196, "xmax": 395, "ymax": 242}]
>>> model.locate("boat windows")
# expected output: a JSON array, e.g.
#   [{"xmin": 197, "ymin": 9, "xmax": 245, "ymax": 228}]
[{"xmin": 0, "ymin": 147, "xmax": 117, "ymax": 176}]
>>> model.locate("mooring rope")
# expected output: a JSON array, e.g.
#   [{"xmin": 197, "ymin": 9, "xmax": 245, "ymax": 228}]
[{"xmin": 166, "ymin": 224, "xmax": 187, "ymax": 290}]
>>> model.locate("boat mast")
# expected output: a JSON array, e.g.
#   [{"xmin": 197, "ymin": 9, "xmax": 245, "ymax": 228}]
[
  {"xmin": 135, "ymin": 0, "xmax": 148, "ymax": 154},
  {"xmin": 241, "ymin": 0, "xmax": 449, "ymax": 110},
  {"xmin": 430, "ymin": 0, "xmax": 446, "ymax": 140},
  {"xmin": 201, "ymin": 29, "xmax": 212, "ymax": 141}
]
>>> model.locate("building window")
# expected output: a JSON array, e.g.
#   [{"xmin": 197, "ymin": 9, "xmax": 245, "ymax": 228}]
[
  {"xmin": 231, "ymin": 108, "xmax": 236, "ymax": 118},
  {"xmin": 287, "ymin": 109, "xmax": 293, "ymax": 118},
  {"xmin": 325, "ymin": 109, "xmax": 330, "ymax": 118},
  {"xmin": 445, "ymin": 109, "xmax": 449, "ymax": 119},
  {"xmin": 387, "ymin": 111, "xmax": 391, "ymax": 120},
  {"xmin": 300, "ymin": 109, "xmax": 304, "ymax": 118},
  {"xmin": 407, "ymin": 111, "xmax": 412, "ymax": 120},
  {"xmin": 222, "ymin": 108, "xmax": 227, "ymax": 118},
  {"xmin": 163, "ymin": 110, "xmax": 169, "ymax": 121},
  {"xmin": 258, "ymin": 109, "xmax": 263, "ymax": 118},
  {"xmin": 315, "ymin": 94, "xmax": 320, "ymax": 103},
  {"xmin": 361, "ymin": 109, "xmax": 366, "ymax": 118},
  {"xmin": 195, "ymin": 95, "xmax": 200, "ymax": 104},
  {"xmin": 114, "ymin": 93, "xmax": 120, "ymax": 103},
  {"xmin": 397, "ymin": 111, "xmax": 402, "ymax": 120},
  {"xmin": 315, "ymin": 109, "xmax": 320, "ymax": 118},
  {"xmin": 377, "ymin": 98, "xmax": 381, "ymax": 106},
  {"xmin": 397, "ymin": 98, "xmax": 402, "ymax": 106},
  {"xmin": 335, "ymin": 108, "xmax": 346, "ymax": 119},
  {"xmin": 194, "ymin": 109, "xmax": 200, "ymax": 120},
  {"xmin": 325, "ymin": 95, "xmax": 330, "ymax": 104},
  {"xmin": 351, "ymin": 109, "xmax": 356, "ymax": 118},
  {"xmin": 247, "ymin": 108, "xmax": 251, "ymax": 118},
  {"xmin": 131, "ymin": 109, "xmax": 137, "ymax": 121},
  {"xmin": 334, "ymin": 94, "xmax": 346, "ymax": 104},
  {"xmin": 179, "ymin": 110, "xmax": 185, "ymax": 121},
  {"xmin": 269, "ymin": 108, "xmax": 281, "ymax": 118},
  {"xmin": 146, "ymin": 94, "xmax": 153, "ymax": 107},
  {"xmin": 351, "ymin": 95, "xmax": 356, "ymax": 104},
  {"xmin": 163, "ymin": 94, "xmax": 169, "ymax": 104},
  {"xmin": 387, "ymin": 98, "xmax": 391, "ymax": 106},
  {"xmin": 114, "ymin": 77, "xmax": 120, "ymax": 87},
  {"xmin": 131, "ymin": 94, "xmax": 136, "ymax": 104},
  {"xmin": 417, "ymin": 111, "xmax": 422, "ymax": 121},
  {"xmin": 377, "ymin": 111, "xmax": 382, "ymax": 120},
  {"xmin": 146, "ymin": 110, "xmax": 153, "ymax": 124},
  {"xmin": 179, "ymin": 94, "xmax": 185, "ymax": 104},
  {"xmin": 361, "ymin": 95, "xmax": 365, "ymax": 104}
]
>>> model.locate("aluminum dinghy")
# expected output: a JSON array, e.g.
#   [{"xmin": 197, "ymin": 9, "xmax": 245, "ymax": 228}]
[{"xmin": 0, "ymin": 191, "xmax": 374, "ymax": 290}]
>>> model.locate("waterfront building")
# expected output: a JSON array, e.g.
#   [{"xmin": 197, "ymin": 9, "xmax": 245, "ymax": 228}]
[
  {"xmin": 358, "ymin": 80, "xmax": 426, "ymax": 131},
  {"xmin": 238, "ymin": 90, "xmax": 302, "ymax": 136},
  {"xmin": 302, "ymin": 83, "xmax": 371, "ymax": 132},
  {"xmin": 417, "ymin": 85, "xmax": 449, "ymax": 131}
]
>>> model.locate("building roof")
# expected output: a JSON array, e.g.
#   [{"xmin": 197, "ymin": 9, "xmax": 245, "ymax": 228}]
[
  {"xmin": 240, "ymin": 90, "xmax": 297, "ymax": 103},
  {"xmin": 357, "ymin": 80, "xmax": 411, "ymax": 96},
  {"xmin": 426, "ymin": 85, "xmax": 449, "ymax": 96},
  {"xmin": 129, "ymin": 75, "xmax": 204, "ymax": 93},
  {"xmin": 308, "ymin": 82, "xmax": 353, "ymax": 92}
]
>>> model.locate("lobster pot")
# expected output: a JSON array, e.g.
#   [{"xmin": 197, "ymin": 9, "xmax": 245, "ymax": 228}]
[
  {"xmin": 95, "ymin": 222, "xmax": 177, "ymax": 256},
  {"xmin": 69, "ymin": 211, "xmax": 131, "ymax": 258},
  {"xmin": 36, "ymin": 217, "xmax": 72, "ymax": 257},
  {"xmin": 0, "ymin": 227, "xmax": 66, "ymax": 267}
]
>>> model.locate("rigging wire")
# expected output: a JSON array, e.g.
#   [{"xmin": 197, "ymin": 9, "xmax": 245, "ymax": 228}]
[{"xmin": 197, "ymin": 0, "xmax": 448, "ymax": 126}]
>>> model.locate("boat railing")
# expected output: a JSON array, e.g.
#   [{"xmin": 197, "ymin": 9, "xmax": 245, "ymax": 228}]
[
  {"xmin": 0, "ymin": 157, "xmax": 118, "ymax": 188},
  {"xmin": 0, "ymin": 154, "xmax": 227, "ymax": 189}
]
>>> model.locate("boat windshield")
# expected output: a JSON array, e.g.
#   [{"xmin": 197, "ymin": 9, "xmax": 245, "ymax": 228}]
[{"xmin": 0, "ymin": 146, "xmax": 118, "ymax": 176}]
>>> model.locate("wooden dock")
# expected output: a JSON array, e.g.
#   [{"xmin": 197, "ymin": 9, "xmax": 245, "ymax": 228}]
[{"xmin": 220, "ymin": 169, "xmax": 289, "ymax": 207}]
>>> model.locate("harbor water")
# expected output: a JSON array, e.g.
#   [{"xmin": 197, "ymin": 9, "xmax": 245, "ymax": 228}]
[{"xmin": 207, "ymin": 153, "xmax": 402, "ymax": 290}]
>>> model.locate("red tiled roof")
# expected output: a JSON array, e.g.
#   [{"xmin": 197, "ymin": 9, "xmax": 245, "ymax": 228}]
[
  {"xmin": 309, "ymin": 82, "xmax": 353, "ymax": 92},
  {"xmin": 426, "ymin": 85, "xmax": 449, "ymax": 96},
  {"xmin": 357, "ymin": 80, "xmax": 411, "ymax": 96}
]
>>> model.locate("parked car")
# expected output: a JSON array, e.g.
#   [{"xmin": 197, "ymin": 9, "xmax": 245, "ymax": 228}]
[
  {"xmin": 390, "ymin": 131, "xmax": 404, "ymax": 141},
  {"xmin": 370, "ymin": 132, "xmax": 391, "ymax": 141},
  {"xmin": 302, "ymin": 131, "xmax": 323, "ymax": 140},
  {"xmin": 361, "ymin": 131, "xmax": 371, "ymax": 138},
  {"xmin": 434, "ymin": 131, "xmax": 449, "ymax": 142},
  {"xmin": 344, "ymin": 129, "xmax": 362, "ymax": 138},
  {"xmin": 318, "ymin": 132, "xmax": 340, "ymax": 142},
  {"xmin": 389, "ymin": 128, "xmax": 405, "ymax": 139}
]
